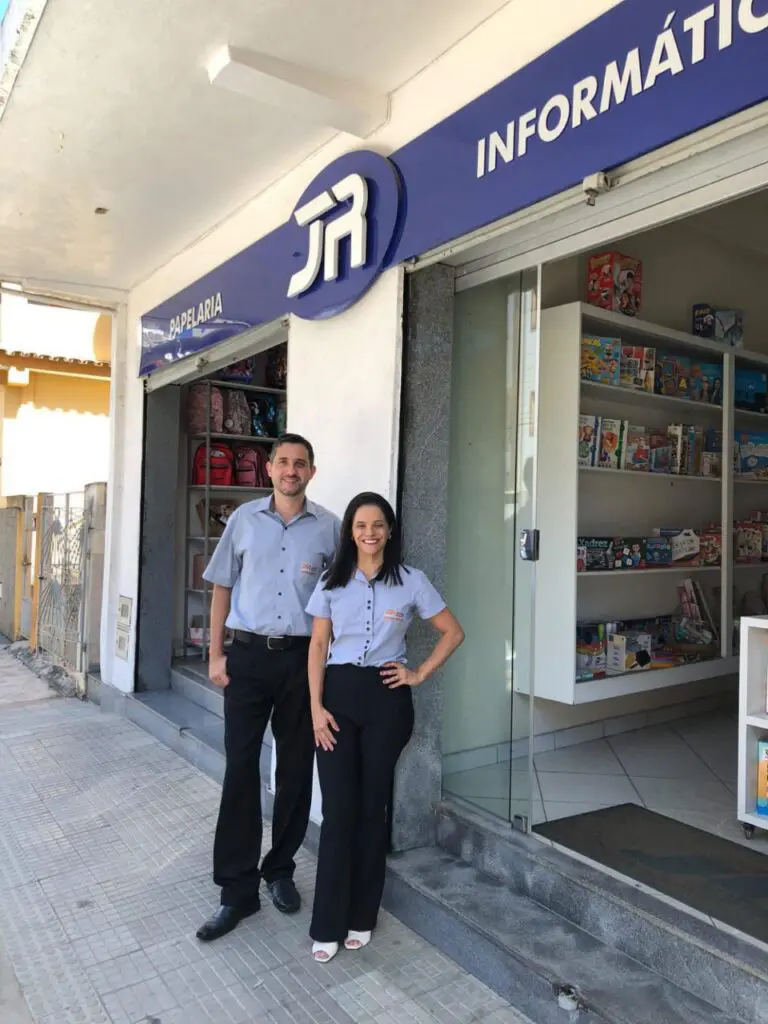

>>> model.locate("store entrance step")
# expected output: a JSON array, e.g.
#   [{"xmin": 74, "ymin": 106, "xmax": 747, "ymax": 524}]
[
  {"xmin": 432, "ymin": 802, "xmax": 768, "ymax": 1024},
  {"xmin": 126, "ymin": 690, "xmax": 226, "ymax": 783},
  {"xmin": 170, "ymin": 664, "xmax": 224, "ymax": 717},
  {"xmin": 385, "ymin": 844, "xmax": 750, "ymax": 1024}
]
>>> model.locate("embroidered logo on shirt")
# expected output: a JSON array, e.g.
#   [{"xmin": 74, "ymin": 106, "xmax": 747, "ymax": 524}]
[
  {"xmin": 384, "ymin": 609, "xmax": 404, "ymax": 622},
  {"xmin": 300, "ymin": 562, "xmax": 319, "ymax": 576}
]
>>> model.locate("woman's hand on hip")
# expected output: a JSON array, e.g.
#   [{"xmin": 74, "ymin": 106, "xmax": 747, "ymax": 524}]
[
  {"xmin": 312, "ymin": 705, "xmax": 339, "ymax": 751},
  {"xmin": 380, "ymin": 662, "xmax": 423, "ymax": 688}
]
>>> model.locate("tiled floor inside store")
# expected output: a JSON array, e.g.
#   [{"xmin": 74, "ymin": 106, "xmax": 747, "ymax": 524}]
[{"xmin": 443, "ymin": 708, "xmax": 768, "ymax": 852}]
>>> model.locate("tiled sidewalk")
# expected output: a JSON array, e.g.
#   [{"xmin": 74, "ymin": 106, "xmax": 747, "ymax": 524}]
[{"xmin": 0, "ymin": 651, "xmax": 534, "ymax": 1024}]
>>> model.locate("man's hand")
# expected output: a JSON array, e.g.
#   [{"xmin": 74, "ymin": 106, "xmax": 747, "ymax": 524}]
[{"xmin": 209, "ymin": 653, "xmax": 229, "ymax": 689}]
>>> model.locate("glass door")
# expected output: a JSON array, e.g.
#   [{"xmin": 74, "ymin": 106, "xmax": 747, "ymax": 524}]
[{"xmin": 440, "ymin": 266, "xmax": 541, "ymax": 829}]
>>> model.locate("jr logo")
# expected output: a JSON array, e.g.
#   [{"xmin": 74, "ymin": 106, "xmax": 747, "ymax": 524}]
[
  {"xmin": 285, "ymin": 150, "xmax": 401, "ymax": 321},
  {"xmin": 287, "ymin": 173, "xmax": 369, "ymax": 299}
]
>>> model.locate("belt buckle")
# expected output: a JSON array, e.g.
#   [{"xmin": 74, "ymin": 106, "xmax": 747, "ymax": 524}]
[{"xmin": 267, "ymin": 635, "xmax": 285, "ymax": 651}]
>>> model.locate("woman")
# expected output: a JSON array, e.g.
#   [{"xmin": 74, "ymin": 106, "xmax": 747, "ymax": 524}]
[{"xmin": 305, "ymin": 492, "xmax": 464, "ymax": 962}]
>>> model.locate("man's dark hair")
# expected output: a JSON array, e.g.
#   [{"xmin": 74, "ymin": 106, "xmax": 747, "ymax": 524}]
[{"xmin": 269, "ymin": 433, "xmax": 315, "ymax": 466}]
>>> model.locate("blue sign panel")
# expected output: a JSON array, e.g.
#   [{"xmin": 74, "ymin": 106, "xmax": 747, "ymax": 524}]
[{"xmin": 141, "ymin": 0, "xmax": 768, "ymax": 375}]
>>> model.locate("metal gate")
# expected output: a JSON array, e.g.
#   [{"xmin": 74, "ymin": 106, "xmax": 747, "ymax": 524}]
[
  {"xmin": 19, "ymin": 497, "xmax": 34, "ymax": 638},
  {"xmin": 37, "ymin": 492, "xmax": 86, "ymax": 671}
]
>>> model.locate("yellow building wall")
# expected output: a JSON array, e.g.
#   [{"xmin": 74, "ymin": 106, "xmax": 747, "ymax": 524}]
[{"xmin": 1, "ymin": 373, "xmax": 111, "ymax": 497}]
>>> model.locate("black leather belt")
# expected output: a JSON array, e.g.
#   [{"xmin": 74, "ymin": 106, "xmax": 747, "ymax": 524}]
[{"xmin": 233, "ymin": 630, "xmax": 309, "ymax": 651}]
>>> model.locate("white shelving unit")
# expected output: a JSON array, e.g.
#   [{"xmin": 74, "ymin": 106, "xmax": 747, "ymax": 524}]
[
  {"xmin": 526, "ymin": 301, "xmax": 768, "ymax": 706},
  {"xmin": 738, "ymin": 616, "xmax": 768, "ymax": 839}
]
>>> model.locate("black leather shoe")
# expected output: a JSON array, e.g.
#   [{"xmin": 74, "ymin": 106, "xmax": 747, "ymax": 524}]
[
  {"xmin": 196, "ymin": 901, "xmax": 260, "ymax": 942},
  {"xmin": 267, "ymin": 878, "xmax": 301, "ymax": 914}
]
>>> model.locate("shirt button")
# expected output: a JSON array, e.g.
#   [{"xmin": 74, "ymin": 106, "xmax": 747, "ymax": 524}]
[
  {"xmin": 278, "ymin": 593, "xmax": 282, "ymax": 597},
  {"xmin": 282, "ymin": 547, "xmax": 286, "ymax": 552}
]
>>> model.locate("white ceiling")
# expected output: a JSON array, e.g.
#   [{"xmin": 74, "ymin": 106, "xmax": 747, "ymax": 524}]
[{"xmin": 0, "ymin": 0, "xmax": 509, "ymax": 296}]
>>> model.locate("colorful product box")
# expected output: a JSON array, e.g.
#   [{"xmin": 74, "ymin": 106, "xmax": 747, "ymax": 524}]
[
  {"xmin": 613, "ymin": 539, "xmax": 646, "ymax": 570},
  {"xmin": 587, "ymin": 251, "xmax": 643, "ymax": 317},
  {"xmin": 643, "ymin": 537, "xmax": 673, "ymax": 566},
  {"xmin": 606, "ymin": 632, "xmax": 653, "ymax": 674},
  {"xmin": 736, "ymin": 431, "xmax": 768, "ymax": 479},
  {"xmin": 597, "ymin": 418, "xmax": 624, "ymax": 470},
  {"xmin": 692, "ymin": 304, "xmax": 745, "ymax": 347},
  {"xmin": 684, "ymin": 425, "xmax": 705, "ymax": 476},
  {"xmin": 578, "ymin": 414, "xmax": 600, "ymax": 468},
  {"xmin": 736, "ymin": 521, "xmax": 763, "ymax": 564},
  {"xmin": 576, "ymin": 621, "xmax": 607, "ymax": 682},
  {"xmin": 667, "ymin": 424, "xmax": 685, "ymax": 475},
  {"xmin": 653, "ymin": 527, "xmax": 701, "ymax": 567},
  {"xmin": 619, "ymin": 345, "xmax": 655, "ymax": 392},
  {"xmin": 621, "ymin": 423, "xmax": 650, "ymax": 472},
  {"xmin": 735, "ymin": 370, "xmax": 768, "ymax": 413},
  {"xmin": 699, "ymin": 531, "xmax": 722, "ymax": 567},
  {"xmin": 649, "ymin": 430, "xmax": 672, "ymax": 475},
  {"xmin": 690, "ymin": 362, "xmax": 723, "ymax": 404},
  {"xmin": 577, "ymin": 537, "xmax": 614, "ymax": 572},
  {"xmin": 655, "ymin": 355, "xmax": 691, "ymax": 399},
  {"xmin": 700, "ymin": 452, "xmax": 721, "ymax": 478},
  {"xmin": 757, "ymin": 740, "xmax": 768, "ymax": 816},
  {"xmin": 581, "ymin": 336, "xmax": 621, "ymax": 386}
]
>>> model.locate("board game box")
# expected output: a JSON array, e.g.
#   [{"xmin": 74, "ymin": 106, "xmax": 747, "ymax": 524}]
[
  {"xmin": 613, "ymin": 538, "xmax": 646, "ymax": 570},
  {"xmin": 587, "ymin": 251, "xmax": 642, "ymax": 317},
  {"xmin": 735, "ymin": 370, "xmax": 768, "ymax": 413},
  {"xmin": 621, "ymin": 423, "xmax": 650, "ymax": 472},
  {"xmin": 619, "ymin": 345, "xmax": 655, "ymax": 392},
  {"xmin": 577, "ymin": 537, "xmax": 614, "ymax": 572},
  {"xmin": 655, "ymin": 354, "xmax": 691, "ymax": 398},
  {"xmin": 581, "ymin": 336, "xmax": 621, "ymax": 386},
  {"xmin": 690, "ymin": 362, "xmax": 723, "ymax": 404}
]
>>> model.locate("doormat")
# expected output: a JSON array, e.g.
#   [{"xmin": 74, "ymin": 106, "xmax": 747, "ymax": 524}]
[{"xmin": 535, "ymin": 803, "xmax": 768, "ymax": 944}]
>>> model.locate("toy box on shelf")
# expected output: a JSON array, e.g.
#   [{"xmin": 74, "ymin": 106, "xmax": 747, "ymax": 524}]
[
  {"xmin": 736, "ymin": 432, "xmax": 768, "ymax": 479},
  {"xmin": 690, "ymin": 362, "xmax": 723, "ymax": 404},
  {"xmin": 607, "ymin": 632, "xmax": 653, "ymax": 674},
  {"xmin": 578, "ymin": 414, "xmax": 601, "ymax": 467},
  {"xmin": 655, "ymin": 355, "xmax": 691, "ymax": 398},
  {"xmin": 581, "ymin": 336, "xmax": 621, "ymax": 385},
  {"xmin": 577, "ymin": 537, "xmax": 614, "ymax": 572},
  {"xmin": 692, "ymin": 304, "xmax": 744, "ymax": 347},
  {"xmin": 621, "ymin": 424, "xmax": 650, "ymax": 472},
  {"xmin": 735, "ymin": 370, "xmax": 768, "ymax": 413},
  {"xmin": 619, "ymin": 346, "xmax": 655, "ymax": 392},
  {"xmin": 597, "ymin": 418, "xmax": 624, "ymax": 469},
  {"xmin": 587, "ymin": 251, "xmax": 643, "ymax": 317},
  {"xmin": 576, "ymin": 621, "xmax": 607, "ymax": 681}
]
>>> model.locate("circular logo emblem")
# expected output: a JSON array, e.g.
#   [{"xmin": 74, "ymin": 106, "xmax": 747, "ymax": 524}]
[{"xmin": 284, "ymin": 150, "xmax": 401, "ymax": 321}]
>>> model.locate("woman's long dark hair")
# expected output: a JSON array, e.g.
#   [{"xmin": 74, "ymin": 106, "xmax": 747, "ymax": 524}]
[{"xmin": 323, "ymin": 492, "xmax": 406, "ymax": 589}]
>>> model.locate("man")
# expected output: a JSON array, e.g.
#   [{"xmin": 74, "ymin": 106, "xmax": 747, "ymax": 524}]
[{"xmin": 196, "ymin": 433, "xmax": 340, "ymax": 942}]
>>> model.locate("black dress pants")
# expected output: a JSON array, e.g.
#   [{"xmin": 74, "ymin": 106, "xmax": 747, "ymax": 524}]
[
  {"xmin": 310, "ymin": 665, "xmax": 414, "ymax": 943},
  {"xmin": 213, "ymin": 637, "xmax": 314, "ymax": 908}
]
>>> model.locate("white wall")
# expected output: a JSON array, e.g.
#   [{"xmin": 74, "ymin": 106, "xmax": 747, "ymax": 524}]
[{"xmin": 288, "ymin": 271, "xmax": 404, "ymax": 515}]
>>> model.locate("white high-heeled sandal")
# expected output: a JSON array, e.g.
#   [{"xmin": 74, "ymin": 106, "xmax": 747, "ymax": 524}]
[
  {"xmin": 344, "ymin": 930, "xmax": 372, "ymax": 950},
  {"xmin": 312, "ymin": 941, "xmax": 339, "ymax": 963}
]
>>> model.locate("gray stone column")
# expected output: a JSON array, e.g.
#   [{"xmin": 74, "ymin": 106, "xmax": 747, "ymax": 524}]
[
  {"xmin": 137, "ymin": 386, "xmax": 181, "ymax": 691},
  {"xmin": 392, "ymin": 263, "xmax": 454, "ymax": 852}
]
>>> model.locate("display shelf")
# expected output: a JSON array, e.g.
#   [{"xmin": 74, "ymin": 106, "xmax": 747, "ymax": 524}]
[
  {"xmin": 188, "ymin": 485, "xmax": 271, "ymax": 494},
  {"xmin": 581, "ymin": 304, "xmax": 728, "ymax": 359},
  {"xmin": 579, "ymin": 465, "xmax": 718, "ymax": 484},
  {"xmin": 738, "ymin": 617, "xmax": 768, "ymax": 838},
  {"xmin": 581, "ymin": 378, "xmax": 721, "ymax": 415},
  {"xmin": 578, "ymin": 566, "xmax": 720, "ymax": 578},
  {"xmin": 575, "ymin": 656, "xmax": 738, "ymax": 704},
  {"xmin": 734, "ymin": 477, "xmax": 768, "ymax": 486},
  {"xmin": 191, "ymin": 433, "xmax": 278, "ymax": 444},
  {"xmin": 212, "ymin": 380, "xmax": 286, "ymax": 396},
  {"xmin": 535, "ymin": 301, "xmax": 740, "ymax": 707},
  {"xmin": 187, "ymin": 536, "xmax": 219, "ymax": 544}
]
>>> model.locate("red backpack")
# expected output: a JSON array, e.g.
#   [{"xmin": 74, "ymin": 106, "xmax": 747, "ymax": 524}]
[
  {"xmin": 192, "ymin": 443, "xmax": 234, "ymax": 487},
  {"xmin": 234, "ymin": 446, "xmax": 269, "ymax": 488}
]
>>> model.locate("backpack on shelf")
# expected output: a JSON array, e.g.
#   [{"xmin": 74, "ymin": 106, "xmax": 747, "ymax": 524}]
[
  {"xmin": 187, "ymin": 383, "xmax": 224, "ymax": 434},
  {"xmin": 267, "ymin": 343, "xmax": 288, "ymax": 390},
  {"xmin": 223, "ymin": 389, "xmax": 252, "ymax": 436},
  {"xmin": 234, "ymin": 446, "xmax": 269, "ymax": 488},
  {"xmin": 218, "ymin": 357, "xmax": 255, "ymax": 383},
  {"xmin": 192, "ymin": 443, "xmax": 234, "ymax": 487}
]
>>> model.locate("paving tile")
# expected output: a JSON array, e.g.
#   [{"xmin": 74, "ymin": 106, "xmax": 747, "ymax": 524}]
[{"xmin": 0, "ymin": 649, "xmax": 532, "ymax": 1024}]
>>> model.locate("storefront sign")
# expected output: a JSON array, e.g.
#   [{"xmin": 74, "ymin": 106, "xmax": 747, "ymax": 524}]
[{"xmin": 141, "ymin": 0, "xmax": 768, "ymax": 375}]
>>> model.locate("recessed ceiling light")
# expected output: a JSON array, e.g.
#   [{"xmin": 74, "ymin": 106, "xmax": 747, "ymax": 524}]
[{"xmin": 94, "ymin": 207, "xmax": 109, "ymax": 215}]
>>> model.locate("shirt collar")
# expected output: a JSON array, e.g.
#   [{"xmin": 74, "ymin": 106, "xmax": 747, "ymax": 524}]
[{"xmin": 253, "ymin": 495, "xmax": 317, "ymax": 519}]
